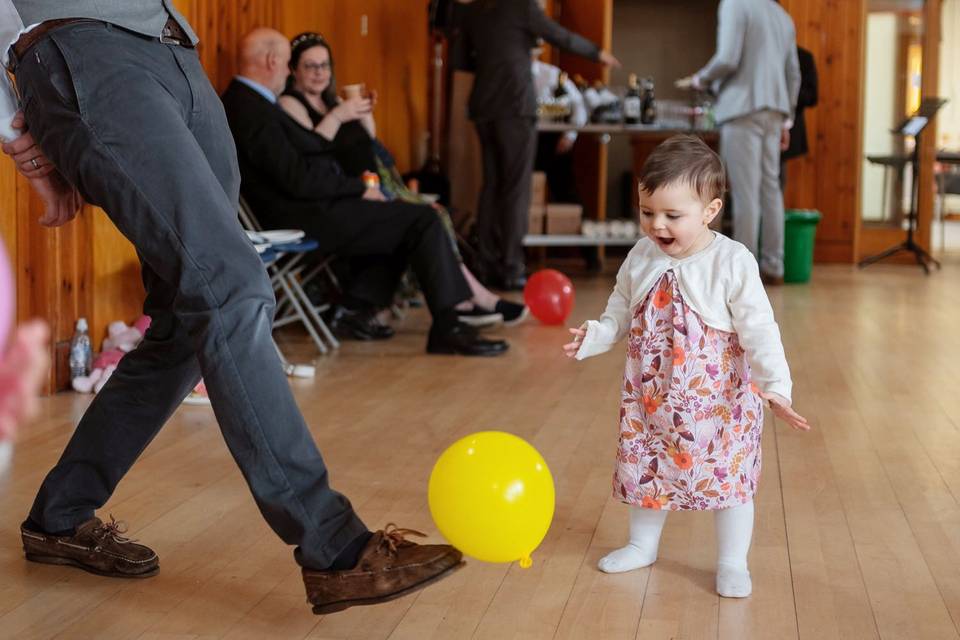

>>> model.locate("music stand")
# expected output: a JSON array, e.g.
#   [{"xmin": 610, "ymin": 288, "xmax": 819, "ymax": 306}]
[{"xmin": 859, "ymin": 97, "xmax": 948, "ymax": 274}]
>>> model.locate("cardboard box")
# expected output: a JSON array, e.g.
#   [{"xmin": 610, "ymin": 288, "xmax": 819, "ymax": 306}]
[
  {"xmin": 546, "ymin": 203, "xmax": 583, "ymax": 235},
  {"xmin": 528, "ymin": 204, "xmax": 546, "ymax": 234},
  {"xmin": 531, "ymin": 171, "xmax": 547, "ymax": 207}
]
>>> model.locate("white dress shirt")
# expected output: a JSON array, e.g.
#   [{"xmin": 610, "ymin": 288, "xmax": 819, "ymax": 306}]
[
  {"xmin": 531, "ymin": 59, "xmax": 587, "ymax": 144},
  {"xmin": 575, "ymin": 232, "xmax": 793, "ymax": 402}
]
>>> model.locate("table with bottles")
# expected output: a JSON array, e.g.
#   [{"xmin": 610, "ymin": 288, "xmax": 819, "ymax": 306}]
[{"xmin": 530, "ymin": 74, "xmax": 717, "ymax": 252}]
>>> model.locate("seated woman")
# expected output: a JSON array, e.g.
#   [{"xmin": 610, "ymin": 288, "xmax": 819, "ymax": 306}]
[{"xmin": 277, "ymin": 32, "xmax": 526, "ymax": 327}]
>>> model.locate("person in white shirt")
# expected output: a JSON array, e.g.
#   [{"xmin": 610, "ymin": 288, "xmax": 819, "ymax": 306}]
[
  {"xmin": 563, "ymin": 135, "xmax": 808, "ymax": 598},
  {"xmin": 531, "ymin": 46, "xmax": 586, "ymax": 204},
  {"xmin": 675, "ymin": 0, "xmax": 800, "ymax": 285}
]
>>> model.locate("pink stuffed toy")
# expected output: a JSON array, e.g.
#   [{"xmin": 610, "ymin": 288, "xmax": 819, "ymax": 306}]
[{"xmin": 72, "ymin": 315, "xmax": 150, "ymax": 394}]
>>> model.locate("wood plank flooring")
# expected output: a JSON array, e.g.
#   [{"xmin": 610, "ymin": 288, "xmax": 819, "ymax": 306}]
[{"xmin": 2, "ymin": 258, "xmax": 960, "ymax": 639}]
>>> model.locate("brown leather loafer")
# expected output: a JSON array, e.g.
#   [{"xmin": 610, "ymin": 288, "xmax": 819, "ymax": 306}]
[
  {"xmin": 303, "ymin": 524, "xmax": 464, "ymax": 614},
  {"xmin": 21, "ymin": 516, "xmax": 159, "ymax": 578}
]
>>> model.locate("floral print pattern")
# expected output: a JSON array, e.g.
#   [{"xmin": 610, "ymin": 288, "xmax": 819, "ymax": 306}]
[{"xmin": 614, "ymin": 270, "xmax": 763, "ymax": 511}]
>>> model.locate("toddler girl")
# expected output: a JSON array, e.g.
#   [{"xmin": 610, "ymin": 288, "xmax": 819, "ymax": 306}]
[{"xmin": 564, "ymin": 135, "xmax": 808, "ymax": 597}]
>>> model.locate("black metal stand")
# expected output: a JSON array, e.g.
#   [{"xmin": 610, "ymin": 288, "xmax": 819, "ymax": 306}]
[
  {"xmin": 858, "ymin": 139, "xmax": 941, "ymax": 273},
  {"xmin": 859, "ymin": 98, "xmax": 947, "ymax": 274}
]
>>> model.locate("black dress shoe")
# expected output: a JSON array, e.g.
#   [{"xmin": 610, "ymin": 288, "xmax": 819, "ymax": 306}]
[
  {"xmin": 426, "ymin": 323, "xmax": 509, "ymax": 357},
  {"xmin": 327, "ymin": 305, "xmax": 395, "ymax": 341}
]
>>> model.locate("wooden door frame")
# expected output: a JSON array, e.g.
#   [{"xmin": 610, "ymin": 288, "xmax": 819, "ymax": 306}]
[{"xmin": 857, "ymin": 0, "xmax": 942, "ymax": 262}]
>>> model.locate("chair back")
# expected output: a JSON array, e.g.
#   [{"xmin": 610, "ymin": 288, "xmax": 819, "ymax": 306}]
[{"xmin": 238, "ymin": 196, "xmax": 264, "ymax": 232}]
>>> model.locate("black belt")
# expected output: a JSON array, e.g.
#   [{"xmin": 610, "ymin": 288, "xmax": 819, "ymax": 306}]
[{"xmin": 6, "ymin": 16, "xmax": 194, "ymax": 73}]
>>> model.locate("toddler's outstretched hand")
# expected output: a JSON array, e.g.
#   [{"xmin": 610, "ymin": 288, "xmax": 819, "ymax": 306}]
[
  {"xmin": 760, "ymin": 391, "xmax": 810, "ymax": 431},
  {"xmin": 562, "ymin": 327, "xmax": 586, "ymax": 358},
  {"xmin": 0, "ymin": 320, "xmax": 50, "ymax": 440}
]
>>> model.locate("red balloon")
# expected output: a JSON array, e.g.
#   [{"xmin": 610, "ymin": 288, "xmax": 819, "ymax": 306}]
[{"xmin": 524, "ymin": 270, "xmax": 575, "ymax": 325}]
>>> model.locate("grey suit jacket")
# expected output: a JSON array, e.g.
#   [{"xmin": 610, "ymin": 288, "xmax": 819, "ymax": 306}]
[
  {"xmin": 11, "ymin": 0, "xmax": 196, "ymax": 44},
  {"xmin": 695, "ymin": 0, "xmax": 799, "ymax": 125}
]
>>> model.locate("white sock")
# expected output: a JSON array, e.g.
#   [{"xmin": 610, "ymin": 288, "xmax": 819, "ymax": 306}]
[
  {"xmin": 598, "ymin": 506, "xmax": 667, "ymax": 573},
  {"xmin": 715, "ymin": 500, "xmax": 754, "ymax": 597}
]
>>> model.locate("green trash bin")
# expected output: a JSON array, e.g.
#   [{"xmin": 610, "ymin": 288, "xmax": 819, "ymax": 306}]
[{"xmin": 783, "ymin": 209, "xmax": 821, "ymax": 283}]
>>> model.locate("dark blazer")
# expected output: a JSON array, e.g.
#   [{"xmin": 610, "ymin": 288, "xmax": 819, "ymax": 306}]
[
  {"xmin": 220, "ymin": 79, "xmax": 365, "ymax": 227},
  {"xmin": 453, "ymin": 0, "xmax": 600, "ymax": 121},
  {"xmin": 783, "ymin": 46, "xmax": 818, "ymax": 160}
]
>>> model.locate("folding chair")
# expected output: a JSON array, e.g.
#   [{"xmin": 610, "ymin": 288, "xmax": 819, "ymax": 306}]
[
  {"xmin": 260, "ymin": 248, "xmax": 316, "ymax": 378},
  {"xmin": 239, "ymin": 197, "xmax": 340, "ymax": 355}
]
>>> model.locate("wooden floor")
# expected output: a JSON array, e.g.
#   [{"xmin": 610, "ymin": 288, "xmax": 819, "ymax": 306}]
[{"xmin": 3, "ymin": 257, "xmax": 960, "ymax": 640}]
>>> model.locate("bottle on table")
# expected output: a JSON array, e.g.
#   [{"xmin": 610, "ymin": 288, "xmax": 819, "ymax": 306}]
[
  {"xmin": 580, "ymin": 75, "xmax": 600, "ymax": 114},
  {"xmin": 69, "ymin": 317, "xmax": 92, "ymax": 381},
  {"xmin": 553, "ymin": 71, "xmax": 572, "ymax": 122},
  {"xmin": 595, "ymin": 80, "xmax": 618, "ymax": 107},
  {"xmin": 641, "ymin": 77, "xmax": 657, "ymax": 125},
  {"xmin": 624, "ymin": 73, "xmax": 642, "ymax": 125}
]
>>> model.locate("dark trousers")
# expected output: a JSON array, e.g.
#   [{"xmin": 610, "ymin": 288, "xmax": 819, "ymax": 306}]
[
  {"xmin": 474, "ymin": 117, "xmax": 537, "ymax": 280},
  {"xmin": 16, "ymin": 22, "xmax": 367, "ymax": 569},
  {"xmin": 272, "ymin": 199, "xmax": 471, "ymax": 318},
  {"xmin": 534, "ymin": 133, "xmax": 580, "ymax": 204}
]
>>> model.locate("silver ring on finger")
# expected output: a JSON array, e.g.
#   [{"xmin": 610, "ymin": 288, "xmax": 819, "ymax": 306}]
[{"xmin": 30, "ymin": 157, "xmax": 39, "ymax": 170}]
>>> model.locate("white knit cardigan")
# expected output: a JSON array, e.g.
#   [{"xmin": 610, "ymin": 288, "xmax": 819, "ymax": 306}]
[{"xmin": 576, "ymin": 233, "xmax": 793, "ymax": 402}]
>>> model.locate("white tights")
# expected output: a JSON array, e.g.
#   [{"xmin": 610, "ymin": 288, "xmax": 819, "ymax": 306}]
[{"xmin": 597, "ymin": 500, "xmax": 754, "ymax": 598}]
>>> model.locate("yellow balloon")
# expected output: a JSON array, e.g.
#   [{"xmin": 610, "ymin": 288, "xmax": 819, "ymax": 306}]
[{"xmin": 428, "ymin": 431, "xmax": 555, "ymax": 568}]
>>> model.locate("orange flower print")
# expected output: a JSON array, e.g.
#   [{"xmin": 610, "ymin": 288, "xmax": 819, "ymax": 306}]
[
  {"xmin": 652, "ymin": 288, "xmax": 672, "ymax": 309},
  {"xmin": 642, "ymin": 394, "xmax": 661, "ymax": 414},
  {"xmin": 749, "ymin": 382, "xmax": 761, "ymax": 395},
  {"xmin": 673, "ymin": 451, "xmax": 694, "ymax": 470},
  {"xmin": 672, "ymin": 346, "xmax": 685, "ymax": 365},
  {"xmin": 641, "ymin": 495, "xmax": 661, "ymax": 510}
]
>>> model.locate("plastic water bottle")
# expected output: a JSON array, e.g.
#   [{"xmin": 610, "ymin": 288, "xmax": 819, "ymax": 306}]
[{"xmin": 69, "ymin": 318, "xmax": 92, "ymax": 380}]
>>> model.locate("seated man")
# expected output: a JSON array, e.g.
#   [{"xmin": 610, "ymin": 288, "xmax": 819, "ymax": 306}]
[{"xmin": 222, "ymin": 28, "xmax": 507, "ymax": 357}]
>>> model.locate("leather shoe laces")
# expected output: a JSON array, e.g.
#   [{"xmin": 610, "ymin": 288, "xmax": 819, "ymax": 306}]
[
  {"xmin": 93, "ymin": 515, "xmax": 136, "ymax": 544},
  {"xmin": 377, "ymin": 523, "xmax": 427, "ymax": 555}
]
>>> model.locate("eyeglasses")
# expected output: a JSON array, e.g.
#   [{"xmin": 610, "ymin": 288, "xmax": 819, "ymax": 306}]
[{"xmin": 302, "ymin": 61, "xmax": 331, "ymax": 74}]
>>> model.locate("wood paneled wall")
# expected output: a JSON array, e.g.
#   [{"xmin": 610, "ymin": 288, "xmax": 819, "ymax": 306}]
[
  {"xmin": 776, "ymin": 0, "xmax": 867, "ymax": 263},
  {"xmin": 0, "ymin": 1, "xmax": 429, "ymax": 391},
  {"xmin": 856, "ymin": 0, "xmax": 942, "ymax": 261}
]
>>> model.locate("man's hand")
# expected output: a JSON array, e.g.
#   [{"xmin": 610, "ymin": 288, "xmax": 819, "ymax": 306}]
[
  {"xmin": 599, "ymin": 50, "xmax": 621, "ymax": 69},
  {"xmin": 1, "ymin": 111, "xmax": 82, "ymax": 226},
  {"xmin": 31, "ymin": 171, "xmax": 83, "ymax": 227},
  {"xmin": 556, "ymin": 135, "xmax": 574, "ymax": 154},
  {"xmin": 780, "ymin": 128, "xmax": 790, "ymax": 152},
  {"xmin": 1, "ymin": 112, "xmax": 55, "ymax": 179},
  {"xmin": 362, "ymin": 186, "xmax": 385, "ymax": 202}
]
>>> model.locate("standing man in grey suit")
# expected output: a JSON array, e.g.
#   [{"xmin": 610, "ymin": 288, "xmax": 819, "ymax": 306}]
[
  {"xmin": 453, "ymin": 0, "xmax": 620, "ymax": 291},
  {"xmin": 677, "ymin": 0, "xmax": 800, "ymax": 284},
  {"xmin": 1, "ymin": 1, "xmax": 461, "ymax": 614}
]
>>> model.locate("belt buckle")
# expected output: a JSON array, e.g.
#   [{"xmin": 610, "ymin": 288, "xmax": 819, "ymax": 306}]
[{"xmin": 160, "ymin": 25, "xmax": 181, "ymax": 46}]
